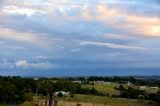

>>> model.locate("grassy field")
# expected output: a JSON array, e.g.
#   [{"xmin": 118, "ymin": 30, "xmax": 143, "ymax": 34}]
[
  {"xmin": 144, "ymin": 87, "xmax": 159, "ymax": 94},
  {"xmin": 83, "ymin": 82, "xmax": 160, "ymax": 96},
  {"xmin": 4, "ymin": 83, "xmax": 159, "ymax": 106},
  {"xmin": 20, "ymin": 93, "xmax": 158, "ymax": 106},
  {"xmin": 57, "ymin": 94, "xmax": 157, "ymax": 106},
  {"xmin": 82, "ymin": 83, "xmax": 120, "ymax": 96}
]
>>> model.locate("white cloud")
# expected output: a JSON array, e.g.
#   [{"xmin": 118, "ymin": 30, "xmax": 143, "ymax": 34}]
[
  {"xmin": 14, "ymin": 59, "xmax": 58, "ymax": 70},
  {"xmin": 2, "ymin": 5, "xmax": 46, "ymax": 17},
  {"xmin": 80, "ymin": 41, "xmax": 146, "ymax": 50},
  {"xmin": 15, "ymin": 60, "xmax": 28, "ymax": 67},
  {"xmin": 14, "ymin": 60, "xmax": 58, "ymax": 70}
]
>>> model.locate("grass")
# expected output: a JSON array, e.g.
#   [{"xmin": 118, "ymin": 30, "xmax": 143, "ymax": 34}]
[
  {"xmin": 7, "ymin": 83, "xmax": 160, "ymax": 106},
  {"xmin": 145, "ymin": 87, "xmax": 160, "ymax": 94},
  {"xmin": 31, "ymin": 93, "xmax": 158, "ymax": 106},
  {"xmin": 82, "ymin": 83, "xmax": 120, "ymax": 96},
  {"xmin": 3, "ymin": 93, "xmax": 158, "ymax": 106},
  {"xmin": 84, "ymin": 82, "xmax": 160, "ymax": 96},
  {"xmin": 57, "ymin": 94, "xmax": 157, "ymax": 106},
  {"xmin": 19, "ymin": 101, "xmax": 35, "ymax": 106}
]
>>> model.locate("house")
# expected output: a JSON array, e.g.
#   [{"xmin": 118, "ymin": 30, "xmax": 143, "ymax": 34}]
[
  {"xmin": 73, "ymin": 81, "xmax": 82, "ymax": 84},
  {"xmin": 54, "ymin": 91, "xmax": 70, "ymax": 96},
  {"xmin": 127, "ymin": 81, "xmax": 132, "ymax": 86},
  {"xmin": 34, "ymin": 78, "xmax": 39, "ymax": 80},
  {"xmin": 139, "ymin": 86, "xmax": 146, "ymax": 90}
]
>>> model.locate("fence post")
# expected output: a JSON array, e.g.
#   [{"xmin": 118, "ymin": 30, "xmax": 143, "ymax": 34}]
[
  {"xmin": 77, "ymin": 103, "xmax": 81, "ymax": 106},
  {"xmin": 49, "ymin": 94, "xmax": 54, "ymax": 106}
]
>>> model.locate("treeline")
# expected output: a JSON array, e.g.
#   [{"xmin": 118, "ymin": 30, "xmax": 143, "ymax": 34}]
[
  {"xmin": 0, "ymin": 76, "xmax": 35, "ymax": 104},
  {"xmin": 28, "ymin": 76, "xmax": 160, "ymax": 87},
  {"xmin": 115, "ymin": 85, "xmax": 160, "ymax": 104},
  {"xmin": 37, "ymin": 80, "xmax": 98, "ymax": 96},
  {"xmin": 0, "ymin": 76, "xmax": 98, "ymax": 104},
  {"xmin": 87, "ymin": 76, "xmax": 137, "ymax": 83},
  {"xmin": 64, "ymin": 76, "xmax": 160, "ymax": 87},
  {"xmin": 63, "ymin": 76, "xmax": 139, "ymax": 83}
]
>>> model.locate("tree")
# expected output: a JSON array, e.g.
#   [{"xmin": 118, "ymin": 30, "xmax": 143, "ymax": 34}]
[{"xmin": 90, "ymin": 87, "xmax": 97, "ymax": 95}]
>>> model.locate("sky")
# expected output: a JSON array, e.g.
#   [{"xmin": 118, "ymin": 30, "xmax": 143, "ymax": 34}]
[{"xmin": 0, "ymin": 0, "xmax": 160, "ymax": 76}]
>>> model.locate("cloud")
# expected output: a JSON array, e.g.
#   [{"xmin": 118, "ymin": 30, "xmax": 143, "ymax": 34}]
[
  {"xmin": 144, "ymin": 26, "xmax": 160, "ymax": 37},
  {"xmin": 0, "ymin": 28, "xmax": 58, "ymax": 49},
  {"xmin": 32, "ymin": 55, "xmax": 48, "ymax": 60},
  {"xmin": 15, "ymin": 60, "xmax": 58, "ymax": 70},
  {"xmin": 15, "ymin": 60, "xmax": 28, "ymax": 67},
  {"xmin": 102, "ymin": 33, "xmax": 137, "ymax": 40},
  {"xmin": 30, "ymin": 62, "xmax": 58, "ymax": 70},
  {"xmin": 80, "ymin": 3, "xmax": 160, "ymax": 37},
  {"xmin": 2, "ymin": 5, "xmax": 46, "ymax": 17},
  {"xmin": 0, "ymin": 0, "xmax": 160, "ymax": 76},
  {"xmin": 70, "ymin": 49, "xmax": 80, "ymax": 52},
  {"xmin": 80, "ymin": 41, "xmax": 146, "ymax": 50},
  {"xmin": 0, "ymin": 59, "xmax": 13, "ymax": 69},
  {"xmin": 5, "ymin": 45, "xmax": 26, "ymax": 50}
]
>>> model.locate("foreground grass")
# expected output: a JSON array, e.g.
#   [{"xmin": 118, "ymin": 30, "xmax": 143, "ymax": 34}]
[
  {"xmin": 19, "ymin": 101, "xmax": 35, "ymax": 106},
  {"xmin": 1, "ymin": 94, "xmax": 157, "ymax": 106},
  {"xmin": 57, "ymin": 94, "xmax": 157, "ymax": 106}
]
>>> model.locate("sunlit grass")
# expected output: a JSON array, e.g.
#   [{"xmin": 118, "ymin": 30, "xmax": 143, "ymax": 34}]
[
  {"xmin": 57, "ymin": 94, "xmax": 157, "ymax": 106},
  {"xmin": 82, "ymin": 83, "xmax": 120, "ymax": 96}
]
